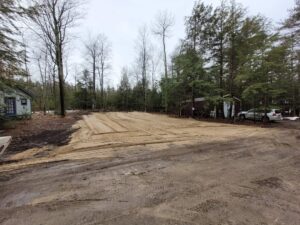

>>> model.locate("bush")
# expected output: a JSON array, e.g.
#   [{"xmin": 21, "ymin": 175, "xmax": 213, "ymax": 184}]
[{"xmin": 0, "ymin": 102, "xmax": 5, "ymax": 116}]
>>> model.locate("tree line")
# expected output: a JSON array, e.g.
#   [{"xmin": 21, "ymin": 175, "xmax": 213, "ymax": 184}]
[
  {"xmin": 0, "ymin": 0, "xmax": 299, "ymax": 118},
  {"xmin": 167, "ymin": 0, "xmax": 300, "ymax": 117}
]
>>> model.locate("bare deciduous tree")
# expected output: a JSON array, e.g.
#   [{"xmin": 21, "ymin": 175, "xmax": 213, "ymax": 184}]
[
  {"xmin": 152, "ymin": 10, "xmax": 175, "ymax": 112},
  {"xmin": 85, "ymin": 35, "xmax": 99, "ymax": 109},
  {"xmin": 149, "ymin": 48, "xmax": 161, "ymax": 90},
  {"xmin": 85, "ymin": 34, "xmax": 111, "ymax": 109},
  {"xmin": 35, "ymin": 48, "xmax": 49, "ymax": 115},
  {"xmin": 29, "ymin": 0, "xmax": 82, "ymax": 116},
  {"xmin": 97, "ymin": 35, "xmax": 112, "ymax": 108},
  {"xmin": 136, "ymin": 25, "xmax": 151, "ymax": 112}
]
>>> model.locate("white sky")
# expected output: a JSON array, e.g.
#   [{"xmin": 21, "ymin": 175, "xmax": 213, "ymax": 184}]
[{"xmin": 66, "ymin": 0, "xmax": 295, "ymax": 87}]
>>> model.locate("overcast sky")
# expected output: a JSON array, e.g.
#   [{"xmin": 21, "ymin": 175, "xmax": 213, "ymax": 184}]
[{"xmin": 68, "ymin": 0, "xmax": 295, "ymax": 87}]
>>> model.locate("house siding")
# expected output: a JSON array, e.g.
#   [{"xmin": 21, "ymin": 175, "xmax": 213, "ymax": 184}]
[
  {"xmin": 0, "ymin": 88, "xmax": 32, "ymax": 117},
  {"xmin": 15, "ymin": 96, "xmax": 31, "ymax": 116}
]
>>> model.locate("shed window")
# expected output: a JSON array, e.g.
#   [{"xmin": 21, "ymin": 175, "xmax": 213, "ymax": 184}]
[{"xmin": 21, "ymin": 99, "xmax": 27, "ymax": 105}]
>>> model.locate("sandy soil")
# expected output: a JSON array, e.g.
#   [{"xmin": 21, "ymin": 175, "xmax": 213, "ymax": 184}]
[{"xmin": 0, "ymin": 112, "xmax": 299, "ymax": 225}]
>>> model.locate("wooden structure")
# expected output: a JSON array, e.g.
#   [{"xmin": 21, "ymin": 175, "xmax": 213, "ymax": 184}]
[
  {"xmin": 0, "ymin": 82, "xmax": 32, "ymax": 118},
  {"xmin": 0, "ymin": 136, "xmax": 12, "ymax": 156}
]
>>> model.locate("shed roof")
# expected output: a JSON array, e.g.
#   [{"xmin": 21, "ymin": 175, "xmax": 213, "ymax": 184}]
[
  {"xmin": 223, "ymin": 94, "xmax": 241, "ymax": 102},
  {"xmin": 0, "ymin": 81, "xmax": 33, "ymax": 98}
]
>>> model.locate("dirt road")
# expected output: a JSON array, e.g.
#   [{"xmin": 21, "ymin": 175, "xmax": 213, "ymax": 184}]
[{"xmin": 0, "ymin": 112, "xmax": 300, "ymax": 224}]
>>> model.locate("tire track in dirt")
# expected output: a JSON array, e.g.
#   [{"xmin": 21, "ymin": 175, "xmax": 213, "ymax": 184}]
[
  {"xmin": 122, "ymin": 113, "xmax": 180, "ymax": 136},
  {"xmin": 1, "ymin": 114, "xmax": 300, "ymax": 225},
  {"xmin": 83, "ymin": 115, "xmax": 114, "ymax": 134},
  {"xmin": 94, "ymin": 114, "xmax": 128, "ymax": 133}
]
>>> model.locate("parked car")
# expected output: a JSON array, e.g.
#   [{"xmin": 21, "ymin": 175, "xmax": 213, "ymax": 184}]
[{"xmin": 238, "ymin": 109, "xmax": 283, "ymax": 122}]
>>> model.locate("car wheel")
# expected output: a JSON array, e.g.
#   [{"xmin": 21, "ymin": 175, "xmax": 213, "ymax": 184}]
[
  {"xmin": 239, "ymin": 115, "xmax": 245, "ymax": 121},
  {"xmin": 262, "ymin": 116, "xmax": 270, "ymax": 123}
]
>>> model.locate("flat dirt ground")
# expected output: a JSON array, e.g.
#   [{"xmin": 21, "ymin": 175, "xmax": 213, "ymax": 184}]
[{"xmin": 0, "ymin": 112, "xmax": 300, "ymax": 225}]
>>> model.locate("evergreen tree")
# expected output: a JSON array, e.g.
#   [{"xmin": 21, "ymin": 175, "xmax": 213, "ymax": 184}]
[
  {"xmin": 0, "ymin": 0, "xmax": 28, "ymax": 78},
  {"xmin": 281, "ymin": 0, "xmax": 300, "ymax": 115},
  {"xmin": 74, "ymin": 69, "xmax": 93, "ymax": 109},
  {"xmin": 118, "ymin": 68, "xmax": 131, "ymax": 111}
]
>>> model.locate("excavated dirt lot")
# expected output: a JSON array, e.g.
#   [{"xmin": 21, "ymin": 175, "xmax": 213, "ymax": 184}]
[{"xmin": 0, "ymin": 112, "xmax": 300, "ymax": 225}]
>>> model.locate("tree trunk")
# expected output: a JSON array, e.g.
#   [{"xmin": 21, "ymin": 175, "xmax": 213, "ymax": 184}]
[
  {"xmin": 192, "ymin": 85, "xmax": 195, "ymax": 118},
  {"xmin": 92, "ymin": 57, "xmax": 96, "ymax": 110},
  {"xmin": 163, "ymin": 34, "xmax": 168, "ymax": 113},
  {"xmin": 228, "ymin": 34, "xmax": 236, "ymax": 119},
  {"xmin": 219, "ymin": 33, "xmax": 225, "ymax": 119},
  {"xmin": 52, "ymin": 67, "xmax": 57, "ymax": 111},
  {"xmin": 101, "ymin": 63, "xmax": 104, "ymax": 108},
  {"xmin": 57, "ymin": 43, "xmax": 65, "ymax": 117}
]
